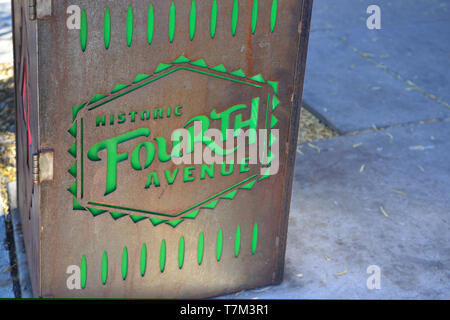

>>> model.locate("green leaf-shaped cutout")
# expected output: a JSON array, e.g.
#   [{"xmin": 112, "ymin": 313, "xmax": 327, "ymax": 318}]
[
  {"xmin": 190, "ymin": 59, "xmax": 208, "ymax": 68},
  {"xmin": 221, "ymin": 190, "xmax": 238, "ymax": 200},
  {"xmin": 259, "ymin": 168, "xmax": 272, "ymax": 181},
  {"xmin": 121, "ymin": 246, "xmax": 128, "ymax": 280},
  {"xmin": 89, "ymin": 93, "xmax": 108, "ymax": 105},
  {"xmin": 72, "ymin": 104, "xmax": 86, "ymax": 121},
  {"xmin": 183, "ymin": 209, "xmax": 200, "ymax": 219},
  {"xmin": 173, "ymin": 55, "xmax": 190, "ymax": 64},
  {"xmin": 269, "ymin": 133, "xmax": 277, "ymax": 147},
  {"xmin": 271, "ymin": 114, "xmax": 278, "ymax": 128},
  {"xmin": 68, "ymin": 181, "xmax": 77, "ymax": 197},
  {"xmin": 229, "ymin": 69, "xmax": 246, "ymax": 77},
  {"xmin": 140, "ymin": 244, "xmax": 147, "ymax": 277},
  {"xmin": 101, "ymin": 251, "xmax": 108, "ymax": 285},
  {"xmin": 272, "ymin": 95, "xmax": 280, "ymax": 110},
  {"xmin": 87, "ymin": 207, "xmax": 107, "ymax": 217},
  {"xmin": 240, "ymin": 179, "xmax": 257, "ymax": 190},
  {"xmin": 133, "ymin": 73, "xmax": 151, "ymax": 83},
  {"xmin": 80, "ymin": 255, "xmax": 87, "ymax": 288},
  {"xmin": 110, "ymin": 211, "xmax": 127, "ymax": 220},
  {"xmin": 210, "ymin": 64, "xmax": 227, "ymax": 72},
  {"xmin": 68, "ymin": 161, "xmax": 77, "ymax": 178},
  {"xmin": 155, "ymin": 63, "xmax": 172, "ymax": 73},
  {"xmin": 267, "ymin": 80, "xmax": 278, "ymax": 94},
  {"xmin": 68, "ymin": 122, "xmax": 77, "ymax": 138},
  {"xmin": 150, "ymin": 217, "xmax": 168, "ymax": 226},
  {"xmin": 166, "ymin": 219, "xmax": 183, "ymax": 228},
  {"xmin": 73, "ymin": 197, "xmax": 86, "ymax": 211},
  {"xmin": 68, "ymin": 141, "xmax": 77, "ymax": 158},
  {"xmin": 202, "ymin": 199, "xmax": 218, "ymax": 209},
  {"xmin": 111, "ymin": 83, "xmax": 130, "ymax": 94},
  {"xmin": 249, "ymin": 74, "xmax": 265, "ymax": 83},
  {"xmin": 130, "ymin": 215, "xmax": 147, "ymax": 223}
]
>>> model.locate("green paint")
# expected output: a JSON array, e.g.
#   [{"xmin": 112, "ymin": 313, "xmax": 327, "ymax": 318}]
[
  {"xmin": 104, "ymin": 8, "xmax": 111, "ymax": 50},
  {"xmin": 189, "ymin": 0, "xmax": 196, "ymax": 41},
  {"xmin": 240, "ymin": 178, "xmax": 257, "ymax": 190},
  {"xmin": 231, "ymin": 0, "xmax": 239, "ymax": 36},
  {"xmin": 88, "ymin": 66, "xmax": 262, "ymax": 111},
  {"xmin": 220, "ymin": 162, "xmax": 234, "ymax": 176},
  {"xmin": 267, "ymin": 80, "xmax": 278, "ymax": 94},
  {"xmin": 122, "ymin": 246, "xmax": 128, "ymax": 280},
  {"xmin": 190, "ymin": 59, "xmax": 208, "ymax": 67},
  {"xmin": 133, "ymin": 73, "xmax": 151, "ymax": 83},
  {"xmin": 68, "ymin": 121, "xmax": 77, "ymax": 138},
  {"xmin": 178, "ymin": 236, "xmax": 185, "ymax": 269},
  {"xmin": 111, "ymin": 83, "xmax": 130, "ymax": 94},
  {"xmin": 173, "ymin": 55, "xmax": 191, "ymax": 63},
  {"xmin": 271, "ymin": 114, "xmax": 278, "ymax": 128},
  {"xmin": 145, "ymin": 172, "xmax": 161, "ymax": 188},
  {"xmin": 150, "ymin": 218, "xmax": 167, "ymax": 226},
  {"xmin": 249, "ymin": 73, "xmax": 265, "ymax": 83},
  {"xmin": 72, "ymin": 103, "xmax": 86, "ymax": 121},
  {"xmin": 147, "ymin": 3, "xmax": 154, "ymax": 45},
  {"xmin": 252, "ymin": 223, "xmax": 258, "ymax": 254},
  {"xmin": 126, "ymin": 5, "xmax": 133, "ymax": 47},
  {"xmin": 68, "ymin": 161, "xmax": 77, "ymax": 178},
  {"xmin": 165, "ymin": 168, "xmax": 179, "ymax": 185},
  {"xmin": 272, "ymin": 95, "xmax": 280, "ymax": 110},
  {"xmin": 210, "ymin": 0, "xmax": 217, "ymax": 38},
  {"xmin": 80, "ymin": 255, "xmax": 87, "ymax": 289},
  {"xmin": 80, "ymin": 9, "xmax": 87, "ymax": 52},
  {"xmin": 130, "ymin": 142, "xmax": 155, "ymax": 171},
  {"xmin": 68, "ymin": 181, "xmax": 77, "ymax": 197},
  {"xmin": 200, "ymin": 163, "xmax": 214, "ymax": 180},
  {"xmin": 160, "ymin": 240, "xmax": 166, "ymax": 272},
  {"xmin": 269, "ymin": 133, "xmax": 276, "ymax": 147},
  {"xmin": 89, "ymin": 93, "xmax": 108, "ymax": 105},
  {"xmin": 140, "ymin": 244, "xmax": 147, "ymax": 277},
  {"xmin": 73, "ymin": 197, "xmax": 86, "ymax": 211},
  {"xmin": 271, "ymin": 0, "xmax": 278, "ymax": 32},
  {"xmin": 183, "ymin": 166, "xmax": 195, "ymax": 182},
  {"xmin": 234, "ymin": 225, "xmax": 241, "ymax": 257},
  {"xmin": 87, "ymin": 207, "xmax": 106, "ymax": 217},
  {"xmin": 202, "ymin": 199, "xmax": 218, "ymax": 209},
  {"xmin": 130, "ymin": 215, "xmax": 147, "ymax": 223},
  {"xmin": 155, "ymin": 63, "xmax": 172, "ymax": 74},
  {"xmin": 230, "ymin": 69, "xmax": 246, "ymax": 77},
  {"xmin": 198, "ymin": 232, "xmax": 204, "ymax": 265},
  {"xmin": 169, "ymin": 2, "xmax": 176, "ymax": 43},
  {"xmin": 216, "ymin": 229, "xmax": 223, "ymax": 261},
  {"xmin": 68, "ymin": 141, "xmax": 76, "ymax": 158},
  {"xmin": 221, "ymin": 189, "xmax": 237, "ymax": 200},
  {"xmin": 184, "ymin": 209, "xmax": 200, "ymax": 219},
  {"xmin": 101, "ymin": 251, "xmax": 108, "ymax": 285},
  {"xmin": 110, "ymin": 211, "xmax": 127, "ymax": 220},
  {"xmin": 210, "ymin": 64, "xmax": 227, "ymax": 72},
  {"xmin": 87, "ymin": 174, "xmax": 257, "ymax": 218},
  {"xmin": 251, "ymin": 0, "xmax": 258, "ymax": 34},
  {"xmin": 80, "ymin": 118, "xmax": 84, "ymax": 198},
  {"xmin": 87, "ymin": 128, "xmax": 151, "ymax": 195},
  {"xmin": 167, "ymin": 219, "xmax": 183, "ymax": 228}
]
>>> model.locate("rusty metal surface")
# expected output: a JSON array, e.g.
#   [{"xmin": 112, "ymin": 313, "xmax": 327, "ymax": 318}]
[{"xmin": 13, "ymin": 0, "xmax": 313, "ymax": 298}]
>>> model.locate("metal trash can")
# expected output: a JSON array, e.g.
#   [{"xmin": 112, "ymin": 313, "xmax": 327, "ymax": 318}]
[{"xmin": 12, "ymin": 0, "xmax": 313, "ymax": 298}]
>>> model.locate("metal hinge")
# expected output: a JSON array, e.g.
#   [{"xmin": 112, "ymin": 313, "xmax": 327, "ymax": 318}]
[
  {"xmin": 28, "ymin": 0, "xmax": 52, "ymax": 21},
  {"xmin": 32, "ymin": 150, "xmax": 54, "ymax": 185}
]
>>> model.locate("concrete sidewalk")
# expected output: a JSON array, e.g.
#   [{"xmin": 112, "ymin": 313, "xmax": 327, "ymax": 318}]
[
  {"xmin": 223, "ymin": 120, "xmax": 450, "ymax": 299},
  {"xmin": 303, "ymin": 0, "xmax": 450, "ymax": 133}
]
